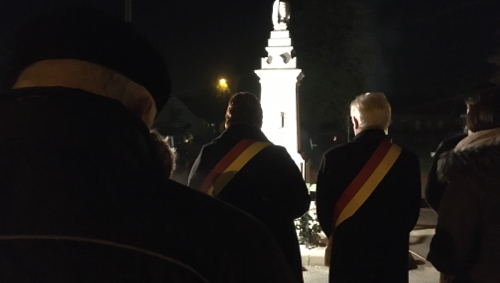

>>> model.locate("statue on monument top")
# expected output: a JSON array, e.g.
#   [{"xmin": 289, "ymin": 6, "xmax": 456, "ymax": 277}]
[{"xmin": 272, "ymin": 0, "xmax": 290, "ymax": 30}]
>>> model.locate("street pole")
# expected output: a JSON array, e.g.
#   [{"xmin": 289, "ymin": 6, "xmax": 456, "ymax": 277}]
[{"xmin": 124, "ymin": 0, "xmax": 132, "ymax": 23}]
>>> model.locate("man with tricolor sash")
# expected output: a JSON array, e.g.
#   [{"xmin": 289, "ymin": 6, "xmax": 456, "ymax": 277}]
[
  {"xmin": 316, "ymin": 93, "xmax": 421, "ymax": 283},
  {"xmin": 188, "ymin": 92, "xmax": 311, "ymax": 283}
]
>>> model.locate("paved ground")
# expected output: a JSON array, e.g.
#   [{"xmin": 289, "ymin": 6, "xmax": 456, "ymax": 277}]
[
  {"xmin": 301, "ymin": 248, "xmax": 439, "ymax": 283},
  {"xmin": 301, "ymin": 207, "xmax": 440, "ymax": 283}
]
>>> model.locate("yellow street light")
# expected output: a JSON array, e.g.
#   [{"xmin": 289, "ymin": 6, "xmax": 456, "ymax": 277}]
[
  {"xmin": 217, "ymin": 78, "xmax": 229, "ymax": 94},
  {"xmin": 219, "ymin": 78, "xmax": 228, "ymax": 90}
]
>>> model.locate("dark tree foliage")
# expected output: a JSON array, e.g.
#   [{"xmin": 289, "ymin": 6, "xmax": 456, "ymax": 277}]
[{"xmin": 289, "ymin": 0, "xmax": 383, "ymax": 131}]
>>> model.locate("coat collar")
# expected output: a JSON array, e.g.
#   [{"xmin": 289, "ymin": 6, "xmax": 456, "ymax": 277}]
[
  {"xmin": 352, "ymin": 128, "xmax": 387, "ymax": 142},
  {"xmin": 0, "ymin": 87, "xmax": 162, "ymax": 176},
  {"xmin": 215, "ymin": 125, "xmax": 270, "ymax": 143},
  {"xmin": 437, "ymin": 139, "xmax": 500, "ymax": 182}
]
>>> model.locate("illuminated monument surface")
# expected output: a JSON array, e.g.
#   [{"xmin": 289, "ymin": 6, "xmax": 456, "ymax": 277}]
[{"xmin": 255, "ymin": 0, "xmax": 305, "ymax": 172}]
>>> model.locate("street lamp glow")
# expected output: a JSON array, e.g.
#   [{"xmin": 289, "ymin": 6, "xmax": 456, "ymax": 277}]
[{"xmin": 218, "ymin": 78, "xmax": 229, "ymax": 93}]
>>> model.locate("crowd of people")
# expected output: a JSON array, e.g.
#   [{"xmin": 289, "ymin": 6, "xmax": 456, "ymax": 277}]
[{"xmin": 1, "ymin": 5, "xmax": 499, "ymax": 283}]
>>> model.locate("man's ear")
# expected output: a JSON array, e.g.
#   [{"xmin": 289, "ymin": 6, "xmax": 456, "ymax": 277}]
[{"xmin": 352, "ymin": 116, "xmax": 359, "ymax": 130}]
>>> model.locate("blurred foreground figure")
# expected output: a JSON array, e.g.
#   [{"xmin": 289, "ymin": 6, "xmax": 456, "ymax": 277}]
[
  {"xmin": 0, "ymin": 6, "xmax": 297, "ymax": 283},
  {"xmin": 425, "ymin": 82, "xmax": 499, "ymax": 212},
  {"xmin": 188, "ymin": 92, "xmax": 311, "ymax": 283},
  {"xmin": 428, "ymin": 86, "xmax": 500, "ymax": 283},
  {"xmin": 316, "ymin": 93, "xmax": 421, "ymax": 283},
  {"xmin": 150, "ymin": 130, "xmax": 177, "ymax": 177}
]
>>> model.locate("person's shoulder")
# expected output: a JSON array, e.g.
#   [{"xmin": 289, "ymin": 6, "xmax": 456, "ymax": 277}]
[
  {"xmin": 157, "ymin": 179, "xmax": 270, "ymax": 234},
  {"xmin": 390, "ymin": 139, "xmax": 417, "ymax": 158},
  {"xmin": 199, "ymin": 131, "xmax": 237, "ymax": 152},
  {"xmin": 195, "ymin": 139, "xmax": 221, "ymax": 158},
  {"xmin": 198, "ymin": 142, "xmax": 212, "ymax": 153},
  {"xmin": 397, "ymin": 145, "xmax": 417, "ymax": 157},
  {"xmin": 443, "ymin": 133, "xmax": 467, "ymax": 145},
  {"xmin": 392, "ymin": 144, "xmax": 420, "ymax": 167},
  {"xmin": 148, "ymin": 179, "xmax": 295, "ymax": 281},
  {"xmin": 436, "ymin": 133, "xmax": 467, "ymax": 152},
  {"xmin": 260, "ymin": 145, "xmax": 301, "ymax": 168},
  {"xmin": 322, "ymin": 141, "xmax": 356, "ymax": 160},
  {"xmin": 265, "ymin": 144, "xmax": 290, "ymax": 156}
]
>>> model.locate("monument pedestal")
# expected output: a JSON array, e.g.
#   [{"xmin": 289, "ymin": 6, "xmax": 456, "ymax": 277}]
[
  {"xmin": 255, "ymin": 69, "xmax": 304, "ymax": 170},
  {"xmin": 255, "ymin": 4, "xmax": 305, "ymax": 172}
]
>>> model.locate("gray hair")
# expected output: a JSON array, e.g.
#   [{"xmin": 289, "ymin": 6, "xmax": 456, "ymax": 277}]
[{"xmin": 350, "ymin": 92, "xmax": 391, "ymax": 131}]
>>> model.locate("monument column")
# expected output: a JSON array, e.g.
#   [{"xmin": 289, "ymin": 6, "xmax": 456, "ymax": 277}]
[{"xmin": 255, "ymin": 0, "xmax": 304, "ymax": 172}]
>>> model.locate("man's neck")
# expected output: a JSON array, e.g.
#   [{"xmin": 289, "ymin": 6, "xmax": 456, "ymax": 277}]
[{"xmin": 355, "ymin": 127, "xmax": 387, "ymax": 136}]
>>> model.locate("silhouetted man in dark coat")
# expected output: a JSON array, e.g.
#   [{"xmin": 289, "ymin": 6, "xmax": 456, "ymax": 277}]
[
  {"xmin": 316, "ymin": 93, "xmax": 421, "ymax": 283},
  {"xmin": 188, "ymin": 92, "xmax": 311, "ymax": 283}
]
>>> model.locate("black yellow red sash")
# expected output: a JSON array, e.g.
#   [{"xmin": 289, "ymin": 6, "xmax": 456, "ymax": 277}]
[
  {"xmin": 200, "ymin": 139, "xmax": 272, "ymax": 196},
  {"xmin": 325, "ymin": 138, "xmax": 401, "ymax": 266}
]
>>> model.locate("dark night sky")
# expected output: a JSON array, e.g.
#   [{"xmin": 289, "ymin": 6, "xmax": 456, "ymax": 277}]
[
  {"xmin": 369, "ymin": 0, "xmax": 499, "ymax": 110},
  {"xmin": 0, "ymin": 0, "xmax": 275, "ymax": 96},
  {"xmin": 1, "ymin": 0, "xmax": 499, "ymax": 113}
]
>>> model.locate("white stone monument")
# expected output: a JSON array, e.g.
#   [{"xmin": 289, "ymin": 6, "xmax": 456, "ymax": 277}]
[{"xmin": 255, "ymin": 0, "xmax": 305, "ymax": 172}]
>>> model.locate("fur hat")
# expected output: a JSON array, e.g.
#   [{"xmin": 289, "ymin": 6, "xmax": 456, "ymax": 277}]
[{"xmin": 10, "ymin": 5, "xmax": 170, "ymax": 112}]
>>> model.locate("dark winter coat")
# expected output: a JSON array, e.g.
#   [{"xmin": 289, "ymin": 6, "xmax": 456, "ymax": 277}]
[
  {"xmin": 316, "ymin": 129, "xmax": 421, "ymax": 283},
  {"xmin": 188, "ymin": 125, "xmax": 311, "ymax": 283},
  {"xmin": 424, "ymin": 133, "xmax": 466, "ymax": 211},
  {"xmin": 0, "ymin": 87, "xmax": 297, "ymax": 283},
  {"xmin": 428, "ymin": 143, "xmax": 500, "ymax": 283}
]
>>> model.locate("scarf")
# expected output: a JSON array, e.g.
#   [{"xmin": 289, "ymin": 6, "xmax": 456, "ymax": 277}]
[{"xmin": 454, "ymin": 128, "xmax": 500, "ymax": 152}]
